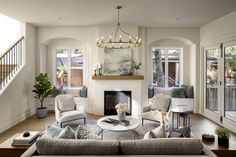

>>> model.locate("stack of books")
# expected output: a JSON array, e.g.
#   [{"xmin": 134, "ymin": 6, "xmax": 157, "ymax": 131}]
[
  {"xmin": 12, "ymin": 131, "xmax": 39, "ymax": 146},
  {"xmin": 102, "ymin": 118, "xmax": 130, "ymax": 126}
]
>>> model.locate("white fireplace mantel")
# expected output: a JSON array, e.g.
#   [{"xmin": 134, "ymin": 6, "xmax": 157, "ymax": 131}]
[{"xmin": 91, "ymin": 80, "xmax": 142, "ymax": 115}]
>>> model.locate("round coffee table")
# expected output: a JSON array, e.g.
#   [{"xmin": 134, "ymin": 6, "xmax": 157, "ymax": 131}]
[{"xmin": 97, "ymin": 115, "xmax": 140, "ymax": 139}]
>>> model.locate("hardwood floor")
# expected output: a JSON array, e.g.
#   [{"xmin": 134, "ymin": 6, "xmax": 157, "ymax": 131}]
[{"xmin": 0, "ymin": 112, "xmax": 235, "ymax": 148}]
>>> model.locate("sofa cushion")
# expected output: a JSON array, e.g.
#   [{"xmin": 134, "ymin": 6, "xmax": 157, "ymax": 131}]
[
  {"xmin": 120, "ymin": 138, "xmax": 203, "ymax": 155},
  {"xmin": 77, "ymin": 125, "xmax": 97, "ymax": 139},
  {"xmin": 154, "ymin": 87, "xmax": 172, "ymax": 96},
  {"xmin": 57, "ymin": 126, "xmax": 76, "ymax": 139},
  {"xmin": 172, "ymin": 87, "xmax": 186, "ymax": 98},
  {"xmin": 144, "ymin": 124, "xmax": 167, "ymax": 139},
  {"xmin": 45, "ymin": 124, "xmax": 63, "ymax": 138},
  {"xmin": 57, "ymin": 94, "xmax": 75, "ymax": 112},
  {"xmin": 181, "ymin": 85, "xmax": 194, "ymax": 98},
  {"xmin": 36, "ymin": 138, "xmax": 119, "ymax": 155},
  {"xmin": 151, "ymin": 94, "xmax": 171, "ymax": 112}
]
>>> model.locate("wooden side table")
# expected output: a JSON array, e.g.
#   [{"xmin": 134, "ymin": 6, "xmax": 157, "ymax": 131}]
[
  {"xmin": 202, "ymin": 139, "xmax": 236, "ymax": 157},
  {"xmin": 0, "ymin": 133, "xmax": 36, "ymax": 157}
]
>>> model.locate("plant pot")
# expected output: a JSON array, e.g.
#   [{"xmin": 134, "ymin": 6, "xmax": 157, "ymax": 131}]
[
  {"xmin": 218, "ymin": 137, "xmax": 229, "ymax": 148},
  {"xmin": 117, "ymin": 112, "xmax": 126, "ymax": 121},
  {"xmin": 36, "ymin": 107, "xmax": 48, "ymax": 119}
]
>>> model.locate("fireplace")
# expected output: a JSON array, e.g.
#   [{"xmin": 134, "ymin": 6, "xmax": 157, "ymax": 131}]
[{"xmin": 104, "ymin": 91, "xmax": 132, "ymax": 115}]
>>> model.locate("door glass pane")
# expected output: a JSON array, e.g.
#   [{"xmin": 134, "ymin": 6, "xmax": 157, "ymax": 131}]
[
  {"xmin": 153, "ymin": 49, "xmax": 165, "ymax": 87},
  {"xmin": 168, "ymin": 49, "xmax": 180, "ymax": 87},
  {"xmin": 71, "ymin": 49, "xmax": 83, "ymax": 87},
  {"xmin": 225, "ymin": 45, "xmax": 236, "ymax": 121},
  {"xmin": 56, "ymin": 49, "xmax": 68, "ymax": 88},
  {"xmin": 206, "ymin": 49, "xmax": 219, "ymax": 112}
]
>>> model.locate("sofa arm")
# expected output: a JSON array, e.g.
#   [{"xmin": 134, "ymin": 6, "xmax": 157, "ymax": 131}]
[
  {"xmin": 143, "ymin": 105, "xmax": 152, "ymax": 113},
  {"xmin": 20, "ymin": 143, "xmax": 37, "ymax": 157},
  {"xmin": 202, "ymin": 146, "xmax": 217, "ymax": 157}
]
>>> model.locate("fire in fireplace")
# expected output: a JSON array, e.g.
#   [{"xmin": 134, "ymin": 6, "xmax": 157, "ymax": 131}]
[{"xmin": 104, "ymin": 91, "xmax": 131, "ymax": 115}]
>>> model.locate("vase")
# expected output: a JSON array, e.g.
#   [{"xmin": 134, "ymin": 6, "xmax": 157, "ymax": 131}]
[
  {"xmin": 218, "ymin": 137, "xmax": 229, "ymax": 148},
  {"xmin": 117, "ymin": 112, "xmax": 126, "ymax": 121}
]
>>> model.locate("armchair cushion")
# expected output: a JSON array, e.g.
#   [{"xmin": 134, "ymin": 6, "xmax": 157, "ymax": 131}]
[
  {"xmin": 59, "ymin": 110, "xmax": 86, "ymax": 123},
  {"xmin": 58, "ymin": 94, "xmax": 75, "ymax": 112},
  {"xmin": 150, "ymin": 94, "xmax": 171, "ymax": 112}
]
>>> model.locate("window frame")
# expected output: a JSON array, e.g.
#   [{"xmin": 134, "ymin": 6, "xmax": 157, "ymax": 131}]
[
  {"xmin": 152, "ymin": 47, "xmax": 183, "ymax": 87},
  {"xmin": 53, "ymin": 48, "xmax": 84, "ymax": 89}
]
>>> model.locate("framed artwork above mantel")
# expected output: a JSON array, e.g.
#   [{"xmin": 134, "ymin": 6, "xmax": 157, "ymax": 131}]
[{"xmin": 104, "ymin": 48, "xmax": 133, "ymax": 76}]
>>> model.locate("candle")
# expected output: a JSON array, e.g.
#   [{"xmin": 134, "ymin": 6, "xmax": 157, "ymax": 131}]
[{"xmin": 97, "ymin": 63, "xmax": 101, "ymax": 69}]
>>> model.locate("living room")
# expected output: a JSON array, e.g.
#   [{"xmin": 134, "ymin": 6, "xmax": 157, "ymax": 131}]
[{"xmin": 0, "ymin": 0, "xmax": 236, "ymax": 157}]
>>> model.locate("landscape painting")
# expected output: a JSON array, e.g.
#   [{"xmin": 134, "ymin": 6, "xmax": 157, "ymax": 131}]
[{"xmin": 104, "ymin": 48, "xmax": 132, "ymax": 76}]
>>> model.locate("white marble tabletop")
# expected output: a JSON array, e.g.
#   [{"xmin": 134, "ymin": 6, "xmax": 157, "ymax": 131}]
[{"xmin": 97, "ymin": 115, "xmax": 140, "ymax": 132}]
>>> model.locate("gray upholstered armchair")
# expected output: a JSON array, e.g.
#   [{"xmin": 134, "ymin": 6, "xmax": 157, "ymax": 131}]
[
  {"xmin": 55, "ymin": 94, "xmax": 86, "ymax": 127},
  {"xmin": 141, "ymin": 93, "xmax": 171, "ymax": 128}
]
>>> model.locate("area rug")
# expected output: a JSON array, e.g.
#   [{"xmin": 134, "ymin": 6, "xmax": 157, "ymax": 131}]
[{"xmin": 52, "ymin": 117, "xmax": 160, "ymax": 140}]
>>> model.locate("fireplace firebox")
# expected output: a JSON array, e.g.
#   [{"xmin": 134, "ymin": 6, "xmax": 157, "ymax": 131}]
[{"xmin": 104, "ymin": 91, "xmax": 131, "ymax": 115}]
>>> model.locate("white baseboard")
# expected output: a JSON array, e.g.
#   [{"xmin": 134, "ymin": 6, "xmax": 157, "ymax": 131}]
[{"xmin": 0, "ymin": 109, "xmax": 35, "ymax": 133}]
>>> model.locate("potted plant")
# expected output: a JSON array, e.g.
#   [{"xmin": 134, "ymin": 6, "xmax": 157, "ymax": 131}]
[
  {"xmin": 215, "ymin": 127, "xmax": 230, "ymax": 148},
  {"xmin": 32, "ymin": 73, "xmax": 52, "ymax": 118},
  {"xmin": 132, "ymin": 61, "xmax": 141, "ymax": 76}
]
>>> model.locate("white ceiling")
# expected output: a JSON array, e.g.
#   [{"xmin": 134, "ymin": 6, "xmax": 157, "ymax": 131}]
[{"xmin": 0, "ymin": 0, "xmax": 236, "ymax": 27}]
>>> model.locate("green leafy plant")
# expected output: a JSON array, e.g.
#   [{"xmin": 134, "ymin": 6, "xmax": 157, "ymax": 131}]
[
  {"xmin": 32, "ymin": 73, "xmax": 52, "ymax": 108},
  {"xmin": 215, "ymin": 127, "xmax": 230, "ymax": 139},
  {"xmin": 132, "ymin": 61, "xmax": 142, "ymax": 70}
]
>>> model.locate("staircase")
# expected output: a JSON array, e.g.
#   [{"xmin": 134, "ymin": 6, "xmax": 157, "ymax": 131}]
[{"xmin": 0, "ymin": 36, "xmax": 24, "ymax": 92}]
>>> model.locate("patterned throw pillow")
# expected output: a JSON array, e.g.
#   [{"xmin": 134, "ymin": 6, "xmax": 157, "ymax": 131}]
[
  {"xmin": 76, "ymin": 125, "xmax": 97, "ymax": 139},
  {"xmin": 150, "ymin": 94, "xmax": 171, "ymax": 112},
  {"xmin": 45, "ymin": 124, "xmax": 63, "ymax": 138},
  {"xmin": 143, "ymin": 124, "xmax": 167, "ymax": 139},
  {"xmin": 57, "ymin": 126, "xmax": 76, "ymax": 139}
]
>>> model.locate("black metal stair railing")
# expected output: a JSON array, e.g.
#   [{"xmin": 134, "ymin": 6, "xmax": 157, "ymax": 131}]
[{"xmin": 0, "ymin": 36, "xmax": 24, "ymax": 91}]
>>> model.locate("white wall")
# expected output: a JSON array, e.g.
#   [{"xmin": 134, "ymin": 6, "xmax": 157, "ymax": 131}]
[
  {"xmin": 36, "ymin": 25, "xmax": 200, "ymax": 115},
  {"xmin": 0, "ymin": 14, "xmax": 21, "ymax": 54},
  {"xmin": 0, "ymin": 23, "xmax": 36, "ymax": 133}
]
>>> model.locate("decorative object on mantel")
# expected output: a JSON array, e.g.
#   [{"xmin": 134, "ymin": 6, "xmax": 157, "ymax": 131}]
[
  {"xmin": 215, "ymin": 127, "xmax": 230, "ymax": 148},
  {"xmin": 97, "ymin": 63, "xmax": 102, "ymax": 76},
  {"xmin": 132, "ymin": 61, "xmax": 141, "ymax": 76},
  {"xmin": 96, "ymin": 6, "xmax": 141, "ymax": 49},
  {"xmin": 93, "ymin": 65, "xmax": 97, "ymax": 76},
  {"xmin": 115, "ymin": 103, "xmax": 128, "ymax": 121},
  {"xmin": 104, "ymin": 48, "xmax": 132, "ymax": 76}
]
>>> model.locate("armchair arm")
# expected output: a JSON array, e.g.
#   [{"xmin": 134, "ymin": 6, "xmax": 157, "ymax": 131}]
[
  {"xmin": 143, "ymin": 105, "xmax": 152, "ymax": 112},
  {"xmin": 76, "ymin": 104, "xmax": 85, "ymax": 113},
  {"xmin": 55, "ymin": 97, "xmax": 61, "ymax": 122}
]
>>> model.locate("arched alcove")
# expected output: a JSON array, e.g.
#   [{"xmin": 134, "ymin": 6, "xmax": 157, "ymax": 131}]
[
  {"xmin": 148, "ymin": 36, "xmax": 196, "ymax": 86},
  {"xmin": 38, "ymin": 37, "xmax": 89, "ymax": 91}
]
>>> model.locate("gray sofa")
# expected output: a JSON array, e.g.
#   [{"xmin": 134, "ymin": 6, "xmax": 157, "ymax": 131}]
[{"xmin": 21, "ymin": 137, "xmax": 216, "ymax": 157}]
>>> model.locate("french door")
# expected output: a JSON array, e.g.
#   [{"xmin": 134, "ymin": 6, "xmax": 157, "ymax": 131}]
[{"xmin": 204, "ymin": 42, "xmax": 236, "ymax": 133}]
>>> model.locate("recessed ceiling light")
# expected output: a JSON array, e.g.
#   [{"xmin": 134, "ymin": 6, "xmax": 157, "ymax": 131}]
[
  {"xmin": 57, "ymin": 17, "xmax": 63, "ymax": 21},
  {"xmin": 175, "ymin": 18, "xmax": 183, "ymax": 20}
]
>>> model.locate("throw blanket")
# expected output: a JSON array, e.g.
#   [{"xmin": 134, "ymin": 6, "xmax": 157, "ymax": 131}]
[{"xmin": 150, "ymin": 110, "xmax": 170, "ymax": 130}]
